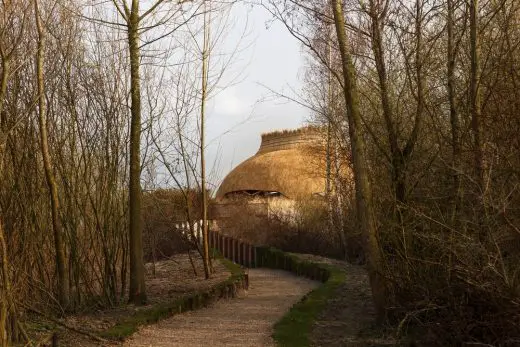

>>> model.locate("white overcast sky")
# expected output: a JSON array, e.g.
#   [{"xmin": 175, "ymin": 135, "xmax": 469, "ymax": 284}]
[{"xmin": 203, "ymin": 3, "xmax": 310, "ymax": 188}]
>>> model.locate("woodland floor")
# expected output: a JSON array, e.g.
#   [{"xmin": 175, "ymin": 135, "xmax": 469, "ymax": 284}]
[{"xmin": 31, "ymin": 252, "xmax": 229, "ymax": 346}]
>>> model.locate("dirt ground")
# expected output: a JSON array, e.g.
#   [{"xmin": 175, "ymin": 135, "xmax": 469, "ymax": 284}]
[
  {"xmin": 52, "ymin": 252, "xmax": 230, "ymax": 346},
  {"xmin": 124, "ymin": 269, "xmax": 319, "ymax": 347}
]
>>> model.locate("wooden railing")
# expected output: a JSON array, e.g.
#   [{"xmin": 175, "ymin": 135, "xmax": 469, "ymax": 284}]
[
  {"xmin": 208, "ymin": 229, "xmax": 257, "ymax": 267},
  {"xmin": 173, "ymin": 220, "xmax": 332, "ymax": 283},
  {"xmin": 174, "ymin": 220, "xmax": 257, "ymax": 267}
]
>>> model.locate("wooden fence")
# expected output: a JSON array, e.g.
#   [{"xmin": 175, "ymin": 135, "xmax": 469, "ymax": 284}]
[
  {"xmin": 208, "ymin": 229, "xmax": 257, "ymax": 267},
  {"xmin": 174, "ymin": 220, "xmax": 257, "ymax": 267},
  {"xmin": 173, "ymin": 220, "xmax": 331, "ymax": 280}
]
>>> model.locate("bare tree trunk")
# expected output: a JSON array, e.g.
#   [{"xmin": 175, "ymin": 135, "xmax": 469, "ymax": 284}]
[
  {"xmin": 1, "ymin": 15, "xmax": 20, "ymax": 340},
  {"xmin": 175, "ymin": 133, "xmax": 204, "ymax": 270},
  {"xmin": 326, "ymin": 122, "xmax": 335, "ymax": 231},
  {"xmin": 0, "ymin": 220, "xmax": 10, "ymax": 347},
  {"xmin": 369, "ymin": 0, "xmax": 424, "ymax": 204},
  {"xmin": 334, "ymin": 138, "xmax": 346, "ymax": 258},
  {"xmin": 127, "ymin": 0, "xmax": 147, "ymax": 304},
  {"xmin": 403, "ymin": 0, "xmax": 425, "ymax": 168},
  {"xmin": 326, "ymin": 25, "xmax": 334, "ymax": 239},
  {"xmin": 0, "ymin": 49, "xmax": 8, "ymax": 347},
  {"xmin": 447, "ymin": 0, "xmax": 462, "ymax": 220},
  {"xmin": 0, "ymin": 48, "xmax": 9, "ymax": 157},
  {"xmin": 470, "ymin": 0, "xmax": 485, "ymax": 191},
  {"xmin": 0, "ymin": 51, "xmax": 14, "ymax": 347},
  {"xmin": 331, "ymin": 0, "xmax": 387, "ymax": 320},
  {"xmin": 200, "ymin": 0, "xmax": 212, "ymax": 279},
  {"xmin": 34, "ymin": 0, "xmax": 70, "ymax": 310},
  {"xmin": 0, "ymin": 59, "xmax": 7, "ymax": 119},
  {"xmin": 368, "ymin": 0, "xmax": 404, "ymax": 203}
]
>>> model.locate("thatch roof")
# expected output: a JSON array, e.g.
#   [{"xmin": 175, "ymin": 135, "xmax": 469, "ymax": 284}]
[{"xmin": 216, "ymin": 127, "xmax": 327, "ymax": 199}]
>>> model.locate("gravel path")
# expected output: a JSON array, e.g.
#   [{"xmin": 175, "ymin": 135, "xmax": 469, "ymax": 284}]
[{"xmin": 124, "ymin": 268, "xmax": 319, "ymax": 347}]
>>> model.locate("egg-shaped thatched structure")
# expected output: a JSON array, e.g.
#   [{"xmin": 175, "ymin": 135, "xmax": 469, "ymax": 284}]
[
  {"xmin": 212, "ymin": 126, "xmax": 351, "ymax": 244},
  {"xmin": 216, "ymin": 126, "xmax": 326, "ymax": 200}
]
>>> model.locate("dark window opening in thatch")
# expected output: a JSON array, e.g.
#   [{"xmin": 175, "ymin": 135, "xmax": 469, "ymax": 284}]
[
  {"xmin": 312, "ymin": 192, "xmax": 326, "ymax": 198},
  {"xmin": 224, "ymin": 190, "xmax": 284, "ymax": 199}
]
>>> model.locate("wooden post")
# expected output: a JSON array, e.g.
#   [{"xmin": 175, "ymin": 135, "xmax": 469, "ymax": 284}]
[
  {"xmin": 231, "ymin": 238, "xmax": 236, "ymax": 263},
  {"xmin": 226, "ymin": 236, "xmax": 231, "ymax": 260},
  {"xmin": 241, "ymin": 242, "xmax": 246, "ymax": 266},
  {"xmin": 222, "ymin": 235, "xmax": 228, "ymax": 259},
  {"xmin": 236, "ymin": 241, "xmax": 241, "ymax": 265},
  {"xmin": 235, "ymin": 240, "xmax": 240, "ymax": 264},
  {"xmin": 239, "ymin": 242, "xmax": 243, "ymax": 266},
  {"xmin": 228, "ymin": 237, "xmax": 233, "ymax": 261},
  {"xmin": 237, "ymin": 241, "xmax": 242, "ymax": 265}
]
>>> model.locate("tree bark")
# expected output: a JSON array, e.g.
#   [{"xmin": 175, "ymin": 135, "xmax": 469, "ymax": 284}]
[
  {"xmin": 127, "ymin": 0, "xmax": 147, "ymax": 305},
  {"xmin": 331, "ymin": 0, "xmax": 387, "ymax": 320}
]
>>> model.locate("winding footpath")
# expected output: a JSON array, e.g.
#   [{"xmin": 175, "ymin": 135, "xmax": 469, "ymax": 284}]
[{"xmin": 124, "ymin": 268, "xmax": 319, "ymax": 347}]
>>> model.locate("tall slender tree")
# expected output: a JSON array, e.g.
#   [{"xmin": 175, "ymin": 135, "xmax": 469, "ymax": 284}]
[
  {"xmin": 200, "ymin": 0, "xmax": 212, "ymax": 279},
  {"xmin": 34, "ymin": 0, "xmax": 70, "ymax": 309},
  {"xmin": 330, "ymin": 0, "xmax": 387, "ymax": 319},
  {"xmin": 447, "ymin": 0, "xmax": 462, "ymax": 219},
  {"xmin": 104, "ymin": 0, "xmax": 200, "ymax": 303},
  {"xmin": 470, "ymin": 0, "xmax": 484, "ymax": 191}
]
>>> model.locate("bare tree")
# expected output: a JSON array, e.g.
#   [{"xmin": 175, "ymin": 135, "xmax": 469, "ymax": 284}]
[
  {"xmin": 199, "ymin": 0, "xmax": 212, "ymax": 279},
  {"xmin": 447, "ymin": 0, "xmax": 462, "ymax": 220},
  {"xmin": 102, "ymin": 0, "xmax": 200, "ymax": 304},
  {"xmin": 34, "ymin": 0, "xmax": 70, "ymax": 310},
  {"xmin": 331, "ymin": 0, "xmax": 387, "ymax": 319},
  {"xmin": 469, "ymin": 0, "xmax": 484, "ymax": 192}
]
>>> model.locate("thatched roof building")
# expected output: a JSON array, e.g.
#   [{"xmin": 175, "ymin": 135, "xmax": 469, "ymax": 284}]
[{"xmin": 216, "ymin": 126, "xmax": 326, "ymax": 200}]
